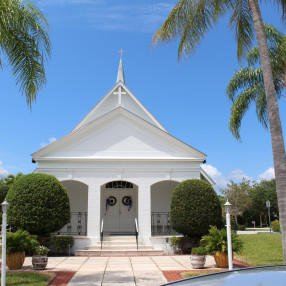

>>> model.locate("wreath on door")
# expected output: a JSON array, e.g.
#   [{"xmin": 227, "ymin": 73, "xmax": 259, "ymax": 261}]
[
  {"xmin": 122, "ymin": 196, "xmax": 132, "ymax": 211},
  {"xmin": 105, "ymin": 196, "xmax": 117, "ymax": 214}
]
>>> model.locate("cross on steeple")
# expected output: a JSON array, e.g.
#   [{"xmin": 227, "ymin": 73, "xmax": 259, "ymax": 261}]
[{"xmin": 118, "ymin": 48, "xmax": 126, "ymax": 59}]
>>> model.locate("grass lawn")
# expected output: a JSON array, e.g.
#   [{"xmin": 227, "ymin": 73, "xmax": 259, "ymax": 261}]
[
  {"xmin": 0, "ymin": 272, "xmax": 55, "ymax": 286},
  {"xmin": 234, "ymin": 233, "xmax": 283, "ymax": 266},
  {"xmin": 181, "ymin": 270, "xmax": 224, "ymax": 278}
]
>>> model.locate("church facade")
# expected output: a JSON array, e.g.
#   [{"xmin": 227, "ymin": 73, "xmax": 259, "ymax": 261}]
[{"xmin": 32, "ymin": 58, "xmax": 214, "ymax": 252}]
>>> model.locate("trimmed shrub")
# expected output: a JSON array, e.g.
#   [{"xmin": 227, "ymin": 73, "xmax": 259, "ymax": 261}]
[
  {"xmin": 170, "ymin": 179, "xmax": 223, "ymax": 238},
  {"xmin": 271, "ymin": 220, "xmax": 280, "ymax": 232},
  {"xmin": 7, "ymin": 173, "xmax": 70, "ymax": 236},
  {"xmin": 49, "ymin": 236, "xmax": 74, "ymax": 254}
]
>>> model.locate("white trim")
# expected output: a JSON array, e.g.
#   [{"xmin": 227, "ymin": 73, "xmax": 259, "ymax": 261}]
[
  {"xmin": 32, "ymin": 107, "xmax": 206, "ymax": 160},
  {"xmin": 34, "ymin": 157, "xmax": 205, "ymax": 162},
  {"xmin": 73, "ymin": 82, "xmax": 167, "ymax": 132},
  {"xmin": 200, "ymin": 167, "xmax": 215, "ymax": 185}
]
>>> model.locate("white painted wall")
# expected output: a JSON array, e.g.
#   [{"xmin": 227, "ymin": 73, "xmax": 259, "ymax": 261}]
[{"xmin": 151, "ymin": 180, "xmax": 179, "ymax": 213}]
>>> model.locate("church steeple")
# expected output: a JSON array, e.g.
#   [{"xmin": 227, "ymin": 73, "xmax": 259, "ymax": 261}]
[{"xmin": 116, "ymin": 49, "xmax": 125, "ymax": 84}]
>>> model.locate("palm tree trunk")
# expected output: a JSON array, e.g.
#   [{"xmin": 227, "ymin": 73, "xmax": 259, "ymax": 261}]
[{"xmin": 249, "ymin": 0, "xmax": 286, "ymax": 263}]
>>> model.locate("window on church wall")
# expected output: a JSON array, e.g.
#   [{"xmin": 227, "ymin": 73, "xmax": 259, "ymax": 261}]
[{"xmin": 105, "ymin": 181, "xmax": 133, "ymax": 189}]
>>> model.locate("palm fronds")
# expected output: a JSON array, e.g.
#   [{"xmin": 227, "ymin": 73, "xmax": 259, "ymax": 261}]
[{"xmin": 0, "ymin": 0, "xmax": 51, "ymax": 107}]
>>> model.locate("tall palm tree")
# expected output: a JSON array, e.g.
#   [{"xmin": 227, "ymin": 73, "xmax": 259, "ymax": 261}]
[
  {"xmin": 0, "ymin": 0, "xmax": 51, "ymax": 107},
  {"xmin": 227, "ymin": 24, "xmax": 286, "ymax": 139},
  {"xmin": 153, "ymin": 0, "xmax": 286, "ymax": 262}
]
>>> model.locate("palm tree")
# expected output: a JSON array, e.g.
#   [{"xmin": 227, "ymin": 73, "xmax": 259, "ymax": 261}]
[
  {"xmin": 153, "ymin": 0, "xmax": 286, "ymax": 263},
  {"xmin": 0, "ymin": 0, "xmax": 51, "ymax": 107},
  {"xmin": 227, "ymin": 24, "xmax": 286, "ymax": 139}
]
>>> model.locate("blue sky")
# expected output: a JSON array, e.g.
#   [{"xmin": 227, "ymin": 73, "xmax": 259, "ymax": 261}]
[{"xmin": 1, "ymin": 0, "xmax": 285, "ymax": 190}]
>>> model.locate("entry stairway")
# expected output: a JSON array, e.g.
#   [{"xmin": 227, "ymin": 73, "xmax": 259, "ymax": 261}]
[{"xmin": 74, "ymin": 235, "xmax": 164, "ymax": 256}]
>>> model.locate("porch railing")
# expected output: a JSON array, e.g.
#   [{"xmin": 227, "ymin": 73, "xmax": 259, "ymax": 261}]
[
  {"xmin": 151, "ymin": 212, "xmax": 178, "ymax": 236},
  {"xmin": 54, "ymin": 212, "xmax": 87, "ymax": 236}
]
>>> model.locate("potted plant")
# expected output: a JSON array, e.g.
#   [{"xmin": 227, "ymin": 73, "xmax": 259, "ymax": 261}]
[
  {"xmin": 32, "ymin": 245, "xmax": 49, "ymax": 270},
  {"xmin": 200, "ymin": 226, "xmax": 243, "ymax": 268},
  {"xmin": 6, "ymin": 230, "xmax": 39, "ymax": 270},
  {"xmin": 191, "ymin": 246, "xmax": 207, "ymax": 269}
]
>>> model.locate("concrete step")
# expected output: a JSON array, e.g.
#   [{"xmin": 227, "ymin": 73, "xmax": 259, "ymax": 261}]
[
  {"xmin": 74, "ymin": 249, "xmax": 165, "ymax": 256},
  {"xmin": 86, "ymin": 244, "xmax": 154, "ymax": 250},
  {"xmin": 103, "ymin": 236, "xmax": 137, "ymax": 242},
  {"xmin": 95, "ymin": 240, "xmax": 141, "ymax": 246}
]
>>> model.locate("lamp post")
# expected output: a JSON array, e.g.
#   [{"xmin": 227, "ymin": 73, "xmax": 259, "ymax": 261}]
[
  {"xmin": 1, "ymin": 200, "xmax": 8, "ymax": 286},
  {"xmin": 224, "ymin": 200, "xmax": 233, "ymax": 270}
]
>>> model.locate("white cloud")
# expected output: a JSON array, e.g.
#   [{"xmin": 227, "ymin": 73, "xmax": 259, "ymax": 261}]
[
  {"xmin": 201, "ymin": 164, "xmax": 228, "ymax": 190},
  {"xmin": 39, "ymin": 1, "xmax": 175, "ymax": 32},
  {"xmin": 40, "ymin": 137, "xmax": 57, "ymax": 148},
  {"xmin": 229, "ymin": 169, "xmax": 252, "ymax": 181},
  {"xmin": 0, "ymin": 161, "xmax": 9, "ymax": 178},
  {"xmin": 258, "ymin": 167, "xmax": 275, "ymax": 181}
]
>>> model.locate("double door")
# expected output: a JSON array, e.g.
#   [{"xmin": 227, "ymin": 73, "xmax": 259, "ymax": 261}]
[{"xmin": 102, "ymin": 188, "xmax": 137, "ymax": 232}]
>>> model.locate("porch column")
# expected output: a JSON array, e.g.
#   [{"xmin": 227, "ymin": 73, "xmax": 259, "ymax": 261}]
[
  {"xmin": 87, "ymin": 182, "xmax": 101, "ymax": 238},
  {"xmin": 138, "ymin": 182, "xmax": 152, "ymax": 241}
]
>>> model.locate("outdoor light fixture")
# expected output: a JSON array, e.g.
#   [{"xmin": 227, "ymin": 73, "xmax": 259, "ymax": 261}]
[
  {"xmin": 1, "ymin": 199, "xmax": 8, "ymax": 286},
  {"xmin": 224, "ymin": 200, "xmax": 233, "ymax": 270}
]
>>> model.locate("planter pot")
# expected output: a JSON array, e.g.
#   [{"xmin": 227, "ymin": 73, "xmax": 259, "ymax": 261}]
[
  {"xmin": 190, "ymin": 254, "xmax": 206, "ymax": 269},
  {"xmin": 214, "ymin": 252, "xmax": 228, "ymax": 268},
  {"xmin": 32, "ymin": 255, "xmax": 48, "ymax": 270},
  {"xmin": 6, "ymin": 252, "xmax": 25, "ymax": 270}
]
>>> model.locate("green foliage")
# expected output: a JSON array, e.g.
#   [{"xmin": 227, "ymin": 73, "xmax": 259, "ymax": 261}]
[
  {"xmin": 49, "ymin": 236, "xmax": 74, "ymax": 254},
  {"xmin": 0, "ymin": 184, "xmax": 9, "ymax": 204},
  {"xmin": 170, "ymin": 179, "xmax": 223, "ymax": 237},
  {"xmin": 0, "ymin": 0, "xmax": 51, "ymax": 107},
  {"xmin": 6, "ymin": 230, "xmax": 39, "ymax": 255},
  {"xmin": 191, "ymin": 246, "xmax": 207, "ymax": 255},
  {"xmin": 231, "ymin": 219, "xmax": 238, "ymax": 232},
  {"xmin": 226, "ymin": 24, "xmax": 286, "ymax": 140},
  {"xmin": 200, "ymin": 226, "xmax": 243, "ymax": 254},
  {"xmin": 34, "ymin": 246, "xmax": 49, "ymax": 256},
  {"xmin": 237, "ymin": 224, "xmax": 246, "ymax": 231},
  {"xmin": 221, "ymin": 179, "xmax": 252, "ymax": 222},
  {"xmin": 271, "ymin": 220, "xmax": 280, "ymax": 232},
  {"xmin": 4, "ymin": 173, "xmax": 24, "ymax": 186},
  {"xmin": 7, "ymin": 173, "xmax": 70, "ymax": 236},
  {"xmin": 248, "ymin": 179, "xmax": 278, "ymax": 227}
]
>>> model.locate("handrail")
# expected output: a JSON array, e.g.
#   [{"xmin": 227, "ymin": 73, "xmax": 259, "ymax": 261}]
[
  {"xmin": 100, "ymin": 218, "xmax": 104, "ymax": 250},
  {"xmin": 135, "ymin": 218, "xmax": 139, "ymax": 250}
]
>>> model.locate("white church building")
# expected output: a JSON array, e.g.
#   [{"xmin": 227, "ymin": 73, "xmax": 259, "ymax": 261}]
[{"xmin": 32, "ymin": 57, "xmax": 214, "ymax": 254}]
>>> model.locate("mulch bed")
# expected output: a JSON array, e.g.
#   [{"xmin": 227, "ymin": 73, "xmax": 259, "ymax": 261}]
[
  {"xmin": 163, "ymin": 259, "xmax": 251, "ymax": 282},
  {"xmin": 49, "ymin": 271, "xmax": 76, "ymax": 286}
]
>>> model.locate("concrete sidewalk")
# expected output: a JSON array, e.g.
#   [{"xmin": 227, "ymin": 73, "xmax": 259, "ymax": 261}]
[{"xmin": 19, "ymin": 255, "xmax": 218, "ymax": 286}]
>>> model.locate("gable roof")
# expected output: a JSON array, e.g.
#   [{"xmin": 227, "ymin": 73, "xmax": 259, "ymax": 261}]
[
  {"xmin": 73, "ymin": 58, "xmax": 167, "ymax": 132},
  {"xmin": 32, "ymin": 107, "xmax": 206, "ymax": 162}
]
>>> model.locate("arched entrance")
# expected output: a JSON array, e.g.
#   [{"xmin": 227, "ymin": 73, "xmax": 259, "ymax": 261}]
[
  {"xmin": 151, "ymin": 180, "xmax": 179, "ymax": 235},
  {"xmin": 60, "ymin": 180, "xmax": 88, "ymax": 235},
  {"xmin": 101, "ymin": 181, "xmax": 138, "ymax": 233}
]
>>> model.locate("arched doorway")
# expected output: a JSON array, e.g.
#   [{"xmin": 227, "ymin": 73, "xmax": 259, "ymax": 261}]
[
  {"xmin": 101, "ymin": 180, "xmax": 138, "ymax": 233},
  {"xmin": 151, "ymin": 180, "xmax": 179, "ymax": 235},
  {"xmin": 60, "ymin": 180, "xmax": 88, "ymax": 236}
]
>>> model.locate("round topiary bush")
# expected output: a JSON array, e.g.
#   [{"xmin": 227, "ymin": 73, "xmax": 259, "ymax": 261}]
[
  {"xmin": 7, "ymin": 173, "xmax": 70, "ymax": 236},
  {"xmin": 170, "ymin": 179, "xmax": 223, "ymax": 238}
]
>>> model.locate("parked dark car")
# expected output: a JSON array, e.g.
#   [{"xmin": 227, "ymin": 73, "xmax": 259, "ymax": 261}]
[{"xmin": 162, "ymin": 265, "xmax": 286, "ymax": 285}]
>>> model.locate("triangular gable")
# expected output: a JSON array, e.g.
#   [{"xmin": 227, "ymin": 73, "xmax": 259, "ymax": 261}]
[
  {"xmin": 32, "ymin": 107, "xmax": 205, "ymax": 162},
  {"xmin": 73, "ymin": 81, "xmax": 167, "ymax": 132}
]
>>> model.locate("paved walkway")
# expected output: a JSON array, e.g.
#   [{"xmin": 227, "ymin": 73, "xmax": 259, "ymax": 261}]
[{"xmin": 19, "ymin": 255, "xmax": 218, "ymax": 286}]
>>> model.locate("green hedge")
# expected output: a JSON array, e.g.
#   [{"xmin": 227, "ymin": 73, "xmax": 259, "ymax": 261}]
[
  {"xmin": 170, "ymin": 179, "xmax": 223, "ymax": 237},
  {"xmin": 7, "ymin": 173, "xmax": 70, "ymax": 236}
]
